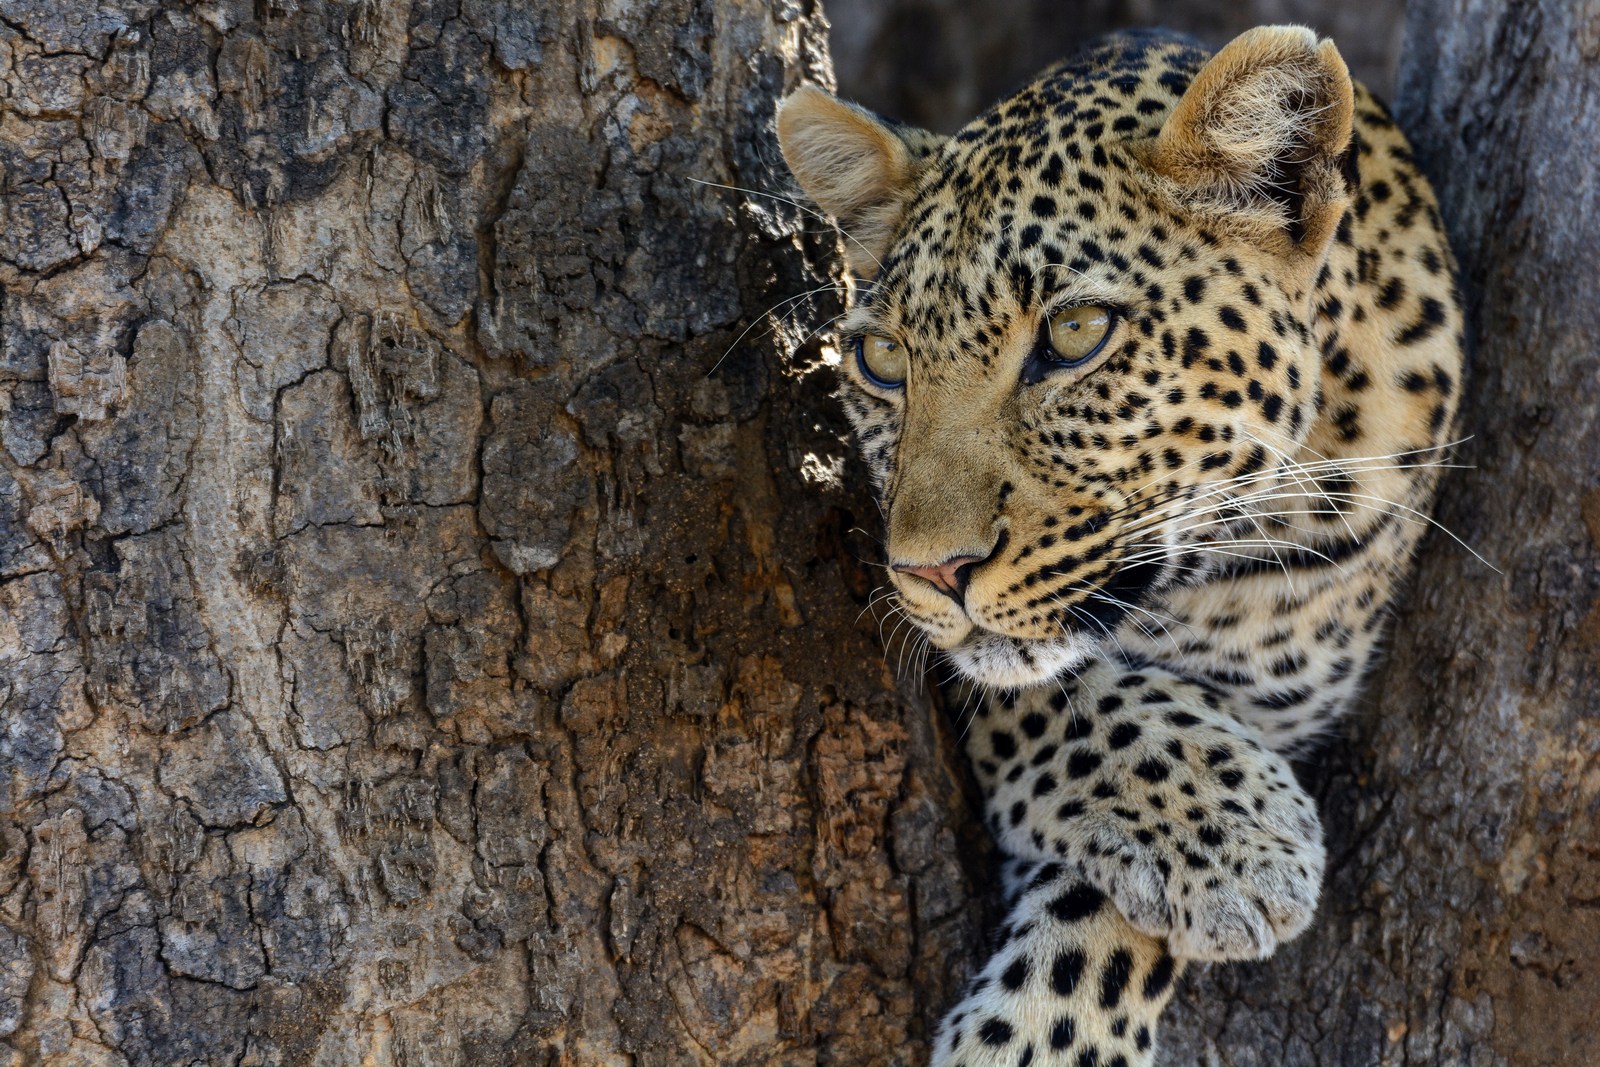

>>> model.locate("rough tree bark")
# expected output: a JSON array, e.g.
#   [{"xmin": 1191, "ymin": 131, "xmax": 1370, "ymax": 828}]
[
  {"xmin": 2, "ymin": 1, "xmax": 1595, "ymax": 1066},
  {"xmin": 0, "ymin": 2, "xmax": 992, "ymax": 1063}
]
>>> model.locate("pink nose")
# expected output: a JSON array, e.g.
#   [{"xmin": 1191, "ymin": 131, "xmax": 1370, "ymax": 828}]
[{"xmin": 894, "ymin": 555, "xmax": 984, "ymax": 597}]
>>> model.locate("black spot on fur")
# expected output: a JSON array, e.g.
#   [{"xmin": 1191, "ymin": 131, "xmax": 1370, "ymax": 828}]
[
  {"xmin": 1048, "ymin": 884, "xmax": 1106, "ymax": 923},
  {"xmin": 1051, "ymin": 949, "xmax": 1086, "ymax": 996}
]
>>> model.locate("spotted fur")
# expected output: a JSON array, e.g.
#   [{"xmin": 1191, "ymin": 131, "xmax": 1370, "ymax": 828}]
[{"xmin": 779, "ymin": 25, "xmax": 1462, "ymax": 1066}]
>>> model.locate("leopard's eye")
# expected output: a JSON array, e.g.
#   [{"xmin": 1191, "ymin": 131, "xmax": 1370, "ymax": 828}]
[
  {"xmin": 856, "ymin": 333, "xmax": 907, "ymax": 388},
  {"xmin": 1044, "ymin": 306, "xmax": 1114, "ymax": 366}
]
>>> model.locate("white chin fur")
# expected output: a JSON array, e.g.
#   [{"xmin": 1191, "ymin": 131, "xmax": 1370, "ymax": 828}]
[{"xmin": 945, "ymin": 632, "xmax": 1096, "ymax": 689}]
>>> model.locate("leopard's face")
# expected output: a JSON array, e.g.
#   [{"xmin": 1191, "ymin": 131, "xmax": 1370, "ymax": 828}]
[{"xmin": 782, "ymin": 33, "xmax": 1358, "ymax": 688}]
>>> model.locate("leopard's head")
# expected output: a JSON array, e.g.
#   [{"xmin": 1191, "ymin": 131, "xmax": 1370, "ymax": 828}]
[{"xmin": 778, "ymin": 27, "xmax": 1357, "ymax": 687}]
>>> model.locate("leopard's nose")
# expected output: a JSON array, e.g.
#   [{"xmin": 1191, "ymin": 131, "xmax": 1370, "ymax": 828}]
[{"xmin": 894, "ymin": 554, "xmax": 986, "ymax": 602}]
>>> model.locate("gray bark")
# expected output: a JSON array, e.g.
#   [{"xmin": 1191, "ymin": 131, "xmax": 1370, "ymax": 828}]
[{"xmin": 0, "ymin": 2, "xmax": 990, "ymax": 1063}]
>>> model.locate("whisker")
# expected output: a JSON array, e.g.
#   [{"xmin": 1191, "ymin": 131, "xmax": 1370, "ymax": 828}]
[
  {"xmin": 687, "ymin": 176, "xmax": 885, "ymax": 271},
  {"xmin": 710, "ymin": 283, "xmax": 852, "ymax": 374}
]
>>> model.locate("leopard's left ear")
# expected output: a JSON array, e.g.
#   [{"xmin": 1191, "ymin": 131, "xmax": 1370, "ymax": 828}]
[{"xmin": 1135, "ymin": 26, "xmax": 1357, "ymax": 258}]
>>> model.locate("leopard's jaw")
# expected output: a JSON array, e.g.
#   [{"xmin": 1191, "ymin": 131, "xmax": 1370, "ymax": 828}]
[{"xmin": 946, "ymin": 631, "xmax": 1096, "ymax": 690}]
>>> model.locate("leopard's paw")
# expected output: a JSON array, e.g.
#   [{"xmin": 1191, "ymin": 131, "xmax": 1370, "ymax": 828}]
[
  {"xmin": 1066, "ymin": 760, "xmax": 1325, "ymax": 961},
  {"xmin": 1100, "ymin": 825, "xmax": 1322, "ymax": 960},
  {"xmin": 1008, "ymin": 719, "xmax": 1324, "ymax": 961}
]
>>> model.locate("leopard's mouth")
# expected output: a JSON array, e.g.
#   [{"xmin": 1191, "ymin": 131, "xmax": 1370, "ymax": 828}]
[
  {"xmin": 1052, "ymin": 558, "xmax": 1166, "ymax": 637},
  {"xmin": 944, "ymin": 559, "xmax": 1167, "ymax": 688},
  {"xmin": 945, "ymin": 631, "xmax": 1095, "ymax": 689}
]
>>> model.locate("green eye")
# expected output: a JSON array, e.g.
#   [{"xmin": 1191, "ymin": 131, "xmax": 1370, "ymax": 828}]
[
  {"xmin": 856, "ymin": 333, "xmax": 907, "ymax": 388},
  {"xmin": 1045, "ymin": 306, "xmax": 1113, "ymax": 366}
]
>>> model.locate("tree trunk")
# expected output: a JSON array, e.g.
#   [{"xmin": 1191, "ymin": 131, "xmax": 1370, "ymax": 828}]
[
  {"xmin": 1158, "ymin": 3, "xmax": 1600, "ymax": 1064},
  {"xmin": 5, "ymin": 2, "xmax": 1595, "ymax": 1066},
  {"xmin": 0, "ymin": 2, "xmax": 991, "ymax": 1063}
]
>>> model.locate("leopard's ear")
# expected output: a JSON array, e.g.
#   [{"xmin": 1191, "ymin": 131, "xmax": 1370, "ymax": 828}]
[
  {"xmin": 777, "ymin": 86, "xmax": 939, "ymax": 276},
  {"xmin": 1135, "ymin": 26, "xmax": 1356, "ymax": 258}
]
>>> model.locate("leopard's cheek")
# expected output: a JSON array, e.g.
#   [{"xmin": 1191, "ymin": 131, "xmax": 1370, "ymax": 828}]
[
  {"xmin": 838, "ymin": 391, "xmax": 903, "ymax": 492},
  {"xmin": 923, "ymin": 616, "xmax": 974, "ymax": 650}
]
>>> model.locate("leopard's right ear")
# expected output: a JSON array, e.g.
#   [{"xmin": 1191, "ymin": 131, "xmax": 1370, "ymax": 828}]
[{"xmin": 776, "ymin": 86, "xmax": 939, "ymax": 276}]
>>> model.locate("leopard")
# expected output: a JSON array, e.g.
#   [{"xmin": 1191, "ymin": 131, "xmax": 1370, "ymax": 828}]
[{"xmin": 775, "ymin": 24, "xmax": 1463, "ymax": 1067}]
